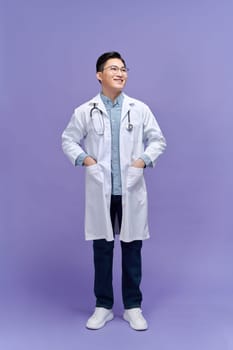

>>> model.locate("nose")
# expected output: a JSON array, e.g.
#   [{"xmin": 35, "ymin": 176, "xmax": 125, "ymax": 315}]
[{"xmin": 116, "ymin": 69, "xmax": 123, "ymax": 77}]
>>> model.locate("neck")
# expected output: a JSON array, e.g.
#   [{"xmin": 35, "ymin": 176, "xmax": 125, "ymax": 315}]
[{"xmin": 101, "ymin": 89, "xmax": 122, "ymax": 102}]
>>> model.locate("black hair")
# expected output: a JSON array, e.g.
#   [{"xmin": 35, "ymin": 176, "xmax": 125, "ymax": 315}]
[{"xmin": 96, "ymin": 51, "xmax": 126, "ymax": 72}]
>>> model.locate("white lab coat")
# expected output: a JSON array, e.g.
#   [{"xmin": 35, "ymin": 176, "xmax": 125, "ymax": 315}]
[{"xmin": 62, "ymin": 93, "xmax": 166, "ymax": 242}]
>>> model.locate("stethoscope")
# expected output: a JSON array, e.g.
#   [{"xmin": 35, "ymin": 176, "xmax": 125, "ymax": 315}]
[{"xmin": 90, "ymin": 103, "xmax": 133, "ymax": 135}]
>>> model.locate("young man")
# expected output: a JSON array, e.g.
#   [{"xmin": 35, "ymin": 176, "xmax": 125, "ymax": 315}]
[{"xmin": 62, "ymin": 52, "xmax": 166, "ymax": 330}]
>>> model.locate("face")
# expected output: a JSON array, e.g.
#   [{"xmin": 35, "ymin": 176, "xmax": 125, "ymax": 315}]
[{"xmin": 96, "ymin": 58, "xmax": 128, "ymax": 94}]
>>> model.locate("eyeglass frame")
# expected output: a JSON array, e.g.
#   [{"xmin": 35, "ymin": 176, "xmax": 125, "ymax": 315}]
[{"xmin": 102, "ymin": 65, "xmax": 129, "ymax": 74}]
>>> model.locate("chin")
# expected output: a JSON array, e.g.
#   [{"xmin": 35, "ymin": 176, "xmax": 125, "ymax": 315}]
[{"xmin": 114, "ymin": 84, "xmax": 125, "ymax": 89}]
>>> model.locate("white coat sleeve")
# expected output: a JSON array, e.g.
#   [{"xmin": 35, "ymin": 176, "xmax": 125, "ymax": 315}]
[
  {"xmin": 61, "ymin": 109, "xmax": 87, "ymax": 166},
  {"xmin": 142, "ymin": 105, "xmax": 166, "ymax": 167}
]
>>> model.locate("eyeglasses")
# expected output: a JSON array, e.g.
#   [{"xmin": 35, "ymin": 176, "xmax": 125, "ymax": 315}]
[{"xmin": 103, "ymin": 65, "xmax": 129, "ymax": 74}]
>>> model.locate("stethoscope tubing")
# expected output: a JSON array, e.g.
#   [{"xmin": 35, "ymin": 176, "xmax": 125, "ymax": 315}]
[{"xmin": 90, "ymin": 104, "xmax": 133, "ymax": 134}]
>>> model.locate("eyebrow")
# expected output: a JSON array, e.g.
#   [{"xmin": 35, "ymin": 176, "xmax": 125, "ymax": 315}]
[{"xmin": 109, "ymin": 65, "xmax": 126, "ymax": 68}]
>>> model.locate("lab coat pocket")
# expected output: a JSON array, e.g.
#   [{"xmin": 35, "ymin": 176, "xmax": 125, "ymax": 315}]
[
  {"xmin": 86, "ymin": 163, "xmax": 103, "ymax": 184},
  {"xmin": 126, "ymin": 166, "xmax": 143, "ymax": 189}
]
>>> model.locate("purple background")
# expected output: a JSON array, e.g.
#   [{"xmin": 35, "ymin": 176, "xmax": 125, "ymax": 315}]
[{"xmin": 1, "ymin": 0, "xmax": 233, "ymax": 349}]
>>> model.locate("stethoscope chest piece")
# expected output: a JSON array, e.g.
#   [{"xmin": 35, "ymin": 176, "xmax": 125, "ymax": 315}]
[{"xmin": 127, "ymin": 123, "xmax": 133, "ymax": 131}]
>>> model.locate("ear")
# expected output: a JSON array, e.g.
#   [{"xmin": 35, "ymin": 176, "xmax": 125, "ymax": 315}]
[{"xmin": 96, "ymin": 72, "xmax": 102, "ymax": 82}]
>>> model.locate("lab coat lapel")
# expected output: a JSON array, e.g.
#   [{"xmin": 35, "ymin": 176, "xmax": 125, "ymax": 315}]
[{"xmin": 121, "ymin": 93, "xmax": 135, "ymax": 121}]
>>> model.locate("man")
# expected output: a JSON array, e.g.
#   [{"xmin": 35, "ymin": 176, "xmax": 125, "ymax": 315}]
[{"xmin": 62, "ymin": 51, "xmax": 166, "ymax": 331}]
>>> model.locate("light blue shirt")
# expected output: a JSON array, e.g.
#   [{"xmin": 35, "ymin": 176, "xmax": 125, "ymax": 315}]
[{"xmin": 101, "ymin": 93, "xmax": 123, "ymax": 195}]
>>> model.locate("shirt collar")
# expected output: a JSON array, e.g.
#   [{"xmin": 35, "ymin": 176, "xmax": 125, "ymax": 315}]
[{"xmin": 100, "ymin": 92, "xmax": 124, "ymax": 107}]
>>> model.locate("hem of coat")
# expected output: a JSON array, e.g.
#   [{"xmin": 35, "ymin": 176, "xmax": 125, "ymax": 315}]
[
  {"xmin": 119, "ymin": 235, "xmax": 150, "ymax": 243},
  {"xmin": 84, "ymin": 235, "xmax": 150, "ymax": 242},
  {"xmin": 85, "ymin": 235, "xmax": 114, "ymax": 242}
]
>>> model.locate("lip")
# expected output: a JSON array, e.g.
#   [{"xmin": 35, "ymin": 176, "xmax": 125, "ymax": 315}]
[{"xmin": 113, "ymin": 78, "xmax": 124, "ymax": 82}]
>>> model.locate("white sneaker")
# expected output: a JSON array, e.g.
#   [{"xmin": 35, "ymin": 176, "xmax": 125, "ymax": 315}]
[
  {"xmin": 123, "ymin": 308, "xmax": 148, "ymax": 331},
  {"xmin": 86, "ymin": 307, "xmax": 114, "ymax": 330}
]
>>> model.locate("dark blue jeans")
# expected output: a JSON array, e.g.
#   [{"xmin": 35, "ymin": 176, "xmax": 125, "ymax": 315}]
[{"xmin": 93, "ymin": 195, "xmax": 143, "ymax": 309}]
